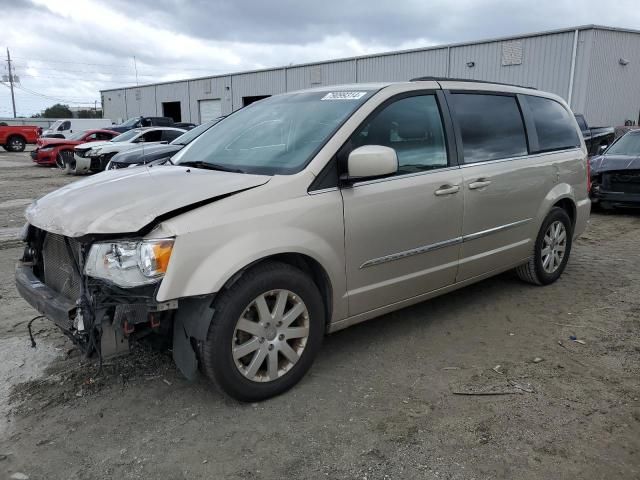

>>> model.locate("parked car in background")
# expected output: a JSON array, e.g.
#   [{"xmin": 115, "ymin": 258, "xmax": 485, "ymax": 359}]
[
  {"xmin": 16, "ymin": 80, "xmax": 590, "ymax": 401},
  {"xmin": 67, "ymin": 126, "xmax": 186, "ymax": 174},
  {"xmin": 589, "ymin": 129, "xmax": 640, "ymax": 209},
  {"xmin": 108, "ymin": 116, "xmax": 174, "ymax": 133},
  {"xmin": 30, "ymin": 129, "xmax": 119, "ymax": 167},
  {"xmin": 0, "ymin": 125, "xmax": 41, "ymax": 151},
  {"xmin": 574, "ymin": 114, "xmax": 615, "ymax": 156},
  {"xmin": 41, "ymin": 119, "xmax": 113, "ymax": 139},
  {"xmin": 172, "ymin": 122, "xmax": 197, "ymax": 130},
  {"xmin": 106, "ymin": 118, "xmax": 223, "ymax": 170}
]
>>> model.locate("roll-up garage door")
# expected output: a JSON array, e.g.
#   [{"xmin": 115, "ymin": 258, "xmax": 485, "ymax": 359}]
[{"xmin": 199, "ymin": 99, "xmax": 222, "ymax": 123}]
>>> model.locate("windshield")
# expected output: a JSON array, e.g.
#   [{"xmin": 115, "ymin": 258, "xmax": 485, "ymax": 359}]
[
  {"xmin": 172, "ymin": 90, "xmax": 376, "ymax": 175},
  {"xmin": 171, "ymin": 119, "xmax": 221, "ymax": 145},
  {"xmin": 111, "ymin": 130, "xmax": 140, "ymax": 142},
  {"xmin": 68, "ymin": 131, "xmax": 89, "ymax": 141},
  {"xmin": 48, "ymin": 121, "xmax": 62, "ymax": 131},
  {"xmin": 606, "ymin": 133, "xmax": 640, "ymax": 156},
  {"xmin": 119, "ymin": 117, "xmax": 141, "ymax": 128}
]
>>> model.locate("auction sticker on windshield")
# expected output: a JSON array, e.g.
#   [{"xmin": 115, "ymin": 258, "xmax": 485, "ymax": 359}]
[{"xmin": 321, "ymin": 91, "xmax": 368, "ymax": 100}]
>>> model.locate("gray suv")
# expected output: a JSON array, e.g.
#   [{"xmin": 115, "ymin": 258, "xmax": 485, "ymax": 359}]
[{"xmin": 16, "ymin": 79, "xmax": 590, "ymax": 401}]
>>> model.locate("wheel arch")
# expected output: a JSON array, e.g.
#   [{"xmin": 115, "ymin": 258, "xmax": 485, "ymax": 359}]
[
  {"xmin": 220, "ymin": 253, "xmax": 334, "ymax": 332},
  {"xmin": 7, "ymin": 133, "xmax": 26, "ymax": 144},
  {"xmin": 552, "ymin": 197, "xmax": 577, "ymax": 230}
]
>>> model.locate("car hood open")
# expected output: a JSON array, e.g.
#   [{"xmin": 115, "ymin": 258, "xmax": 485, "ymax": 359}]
[
  {"xmin": 590, "ymin": 154, "xmax": 640, "ymax": 174},
  {"xmin": 25, "ymin": 166, "xmax": 270, "ymax": 237}
]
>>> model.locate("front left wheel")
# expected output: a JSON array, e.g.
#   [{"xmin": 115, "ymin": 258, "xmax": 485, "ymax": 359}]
[{"xmin": 200, "ymin": 262, "xmax": 325, "ymax": 402}]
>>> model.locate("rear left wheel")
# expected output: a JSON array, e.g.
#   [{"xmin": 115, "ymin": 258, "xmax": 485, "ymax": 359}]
[
  {"xmin": 200, "ymin": 262, "xmax": 325, "ymax": 402},
  {"xmin": 516, "ymin": 207, "xmax": 573, "ymax": 285}
]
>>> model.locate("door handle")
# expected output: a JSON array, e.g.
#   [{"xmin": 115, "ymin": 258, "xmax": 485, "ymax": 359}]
[
  {"xmin": 434, "ymin": 184, "xmax": 460, "ymax": 196},
  {"xmin": 468, "ymin": 179, "xmax": 492, "ymax": 190}
]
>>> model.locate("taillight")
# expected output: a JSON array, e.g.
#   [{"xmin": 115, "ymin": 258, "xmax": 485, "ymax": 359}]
[{"xmin": 586, "ymin": 157, "xmax": 592, "ymax": 193}]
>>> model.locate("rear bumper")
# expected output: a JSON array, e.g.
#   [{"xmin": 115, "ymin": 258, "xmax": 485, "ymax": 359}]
[
  {"xmin": 15, "ymin": 262, "xmax": 76, "ymax": 331},
  {"xmin": 591, "ymin": 189, "xmax": 640, "ymax": 207},
  {"xmin": 574, "ymin": 198, "xmax": 591, "ymax": 239}
]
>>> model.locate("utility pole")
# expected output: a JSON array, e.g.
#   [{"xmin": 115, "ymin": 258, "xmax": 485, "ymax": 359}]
[
  {"xmin": 6, "ymin": 48, "xmax": 17, "ymax": 118},
  {"xmin": 133, "ymin": 56, "xmax": 139, "ymax": 86}
]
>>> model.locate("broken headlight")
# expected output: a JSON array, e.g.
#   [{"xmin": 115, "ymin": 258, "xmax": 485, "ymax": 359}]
[{"xmin": 85, "ymin": 238, "xmax": 174, "ymax": 287}]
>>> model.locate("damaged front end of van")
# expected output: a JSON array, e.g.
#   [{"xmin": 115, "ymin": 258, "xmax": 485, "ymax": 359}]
[{"xmin": 15, "ymin": 165, "xmax": 270, "ymax": 379}]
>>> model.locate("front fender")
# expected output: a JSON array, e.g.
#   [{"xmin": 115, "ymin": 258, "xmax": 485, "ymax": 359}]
[{"xmin": 155, "ymin": 189, "xmax": 347, "ymax": 322}]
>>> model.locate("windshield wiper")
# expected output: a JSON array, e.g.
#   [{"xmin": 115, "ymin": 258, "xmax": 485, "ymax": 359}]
[{"xmin": 177, "ymin": 160, "xmax": 245, "ymax": 173}]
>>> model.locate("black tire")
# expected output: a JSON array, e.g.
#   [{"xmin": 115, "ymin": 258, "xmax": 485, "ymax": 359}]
[
  {"xmin": 7, "ymin": 135, "xmax": 26, "ymax": 152},
  {"xmin": 200, "ymin": 261, "xmax": 325, "ymax": 402},
  {"xmin": 516, "ymin": 207, "xmax": 573, "ymax": 285}
]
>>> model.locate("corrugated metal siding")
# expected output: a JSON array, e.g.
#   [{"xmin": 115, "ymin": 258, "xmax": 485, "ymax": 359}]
[
  {"xmin": 569, "ymin": 29, "xmax": 594, "ymax": 115},
  {"xmin": 286, "ymin": 61, "xmax": 356, "ymax": 91},
  {"xmin": 231, "ymin": 69, "xmax": 286, "ymax": 109},
  {"xmin": 124, "ymin": 85, "xmax": 156, "ymax": 119},
  {"xmin": 155, "ymin": 81, "xmax": 190, "ymax": 122},
  {"xmin": 584, "ymin": 29, "xmax": 640, "ymax": 126},
  {"xmin": 356, "ymin": 49, "xmax": 448, "ymax": 82},
  {"xmin": 101, "ymin": 26, "xmax": 640, "ymax": 128},
  {"xmin": 449, "ymin": 31, "xmax": 575, "ymax": 98},
  {"xmin": 102, "ymin": 89, "xmax": 127, "ymax": 123},
  {"xmin": 188, "ymin": 76, "xmax": 233, "ymax": 121}
]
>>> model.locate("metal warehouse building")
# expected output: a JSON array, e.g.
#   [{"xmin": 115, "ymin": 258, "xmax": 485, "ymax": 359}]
[{"xmin": 102, "ymin": 25, "xmax": 640, "ymax": 127}]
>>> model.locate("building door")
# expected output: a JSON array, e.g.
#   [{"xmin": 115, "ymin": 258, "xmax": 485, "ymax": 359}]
[
  {"xmin": 199, "ymin": 99, "xmax": 222, "ymax": 123},
  {"xmin": 242, "ymin": 95, "xmax": 270, "ymax": 107},
  {"xmin": 162, "ymin": 102, "xmax": 181, "ymax": 122}
]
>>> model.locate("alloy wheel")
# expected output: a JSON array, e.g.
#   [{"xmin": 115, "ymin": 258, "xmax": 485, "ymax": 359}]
[
  {"xmin": 232, "ymin": 289, "xmax": 310, "ymax": 382},
  {"xmin": 541, "ymin": 220, "xmax": 567, "ymax": 274}
]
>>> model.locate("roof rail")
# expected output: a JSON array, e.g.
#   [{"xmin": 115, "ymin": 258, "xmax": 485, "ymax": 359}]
[{"xmin": 410, "ymin": 76, "xmax": 537, "ymax": 90}]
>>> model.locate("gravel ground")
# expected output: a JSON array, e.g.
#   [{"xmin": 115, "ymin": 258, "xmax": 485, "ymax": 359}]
[{"xmin": 0, "ymin": 149, "xmax": 639, "ymax": 480}]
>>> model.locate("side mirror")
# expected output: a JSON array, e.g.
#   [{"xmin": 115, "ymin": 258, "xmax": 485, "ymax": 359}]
[
  {"xmin": 598, "ymin": 144, "xmax": 608, "ymax": 154},
  {"xmin": 344, "ymin": 145, "xmax": 398, "ymax": 182}
]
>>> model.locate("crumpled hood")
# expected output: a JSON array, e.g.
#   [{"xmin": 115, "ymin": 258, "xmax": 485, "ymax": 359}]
[
  {"xmin": 26, "ymin": 166, "xmax": 270, "ymax": 237},
  {"xmin": 76, "ymin": 140, "xmax": 111, "ymax": 151},
  {"xmin": 590, "ymin": 154, "xmax": 640, "ymax": 174},
  {"xmin": 38, "ymin": 138, "xmax": 80, "ymax": 147}
]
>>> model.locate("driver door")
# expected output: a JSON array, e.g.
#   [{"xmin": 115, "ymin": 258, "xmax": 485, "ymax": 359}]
[{"xmin": 341, "ymin": 93, "xmax": 464, "ymax": 316}]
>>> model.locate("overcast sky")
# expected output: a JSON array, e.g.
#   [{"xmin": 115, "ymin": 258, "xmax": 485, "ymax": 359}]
[{"xmin": 1, "ymin": 0, "xmax": 640, "ymax": 117}]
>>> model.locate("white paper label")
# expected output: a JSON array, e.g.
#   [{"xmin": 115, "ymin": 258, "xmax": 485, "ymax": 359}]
[{"xmin": 321, "ymin": 91, "xmax": 367, "ymax": 100}]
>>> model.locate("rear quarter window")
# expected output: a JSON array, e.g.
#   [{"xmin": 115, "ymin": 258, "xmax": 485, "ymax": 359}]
[
  {"xmin": 525, "ymin": 96, "xmax": 581, "ymax": 153},
  {"xmin": 448, "ymin": 93, "xmax": 528, "ymax": 163}
]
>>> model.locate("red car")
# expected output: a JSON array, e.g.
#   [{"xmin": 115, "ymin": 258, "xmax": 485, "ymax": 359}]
[
  {"xmin": 0, "ymin": 125, "xmax": 41, "ymax": 152},
  {"xmin": 31, "ymin": 129, "xmax": 120, "ymax": 166}
]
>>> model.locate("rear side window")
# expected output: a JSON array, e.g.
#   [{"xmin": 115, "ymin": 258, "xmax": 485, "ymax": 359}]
[
  {"xmin": 141, "ymin": 130, "xmax": 163, "ymax": 142},
  {"xmin": 162, "ymin": 130, "xmax": 183, "ymax": 142},
  {"xmin": 449, "ymin": 93, "xmax": 528, "ymax": 163},
  {"xmin": 525, "ymin": 96, "xmax": 581, "ymax": 153}
]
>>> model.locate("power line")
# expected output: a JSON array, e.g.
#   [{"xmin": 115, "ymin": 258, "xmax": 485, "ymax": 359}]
[
  {"xmin": 13, "ymin": 84, "xmax": 99, "ymax": 104},
  {"xmin": 11, "ymin": 56, "xmax": 225, "ymax": 73}
]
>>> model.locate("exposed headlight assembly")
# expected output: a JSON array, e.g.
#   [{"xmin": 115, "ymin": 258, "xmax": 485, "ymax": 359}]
[
  {"xmin": 85, "ymin": 238, "xmax": 174, "ymax": 287},
  {"xmin": 88, "ymin": 148, "xmax": 102, "ymax": 157}
]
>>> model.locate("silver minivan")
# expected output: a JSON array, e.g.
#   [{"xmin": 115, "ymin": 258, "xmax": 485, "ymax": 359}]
[{"xmin": 17, "ymin": 79, "xmax": 590, "ymax": 401}]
